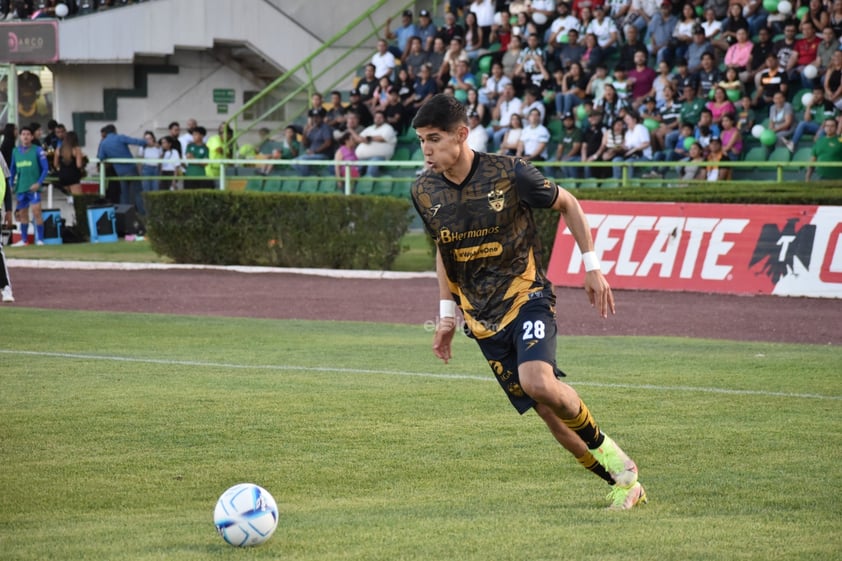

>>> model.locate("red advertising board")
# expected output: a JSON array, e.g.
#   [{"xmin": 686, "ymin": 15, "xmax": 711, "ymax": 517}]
[{"xmin": 547, "ymin": 201, "xmax": 842, "ymax": 298}]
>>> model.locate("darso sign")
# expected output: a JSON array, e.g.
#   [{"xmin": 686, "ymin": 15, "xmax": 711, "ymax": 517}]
[
  {"xmin": 547, "ymin": 201, "xmax": 842, "ymax": 298},
  {"xmin": 0, "ymin": 21, "xmax": 58, "ymax": 64}
]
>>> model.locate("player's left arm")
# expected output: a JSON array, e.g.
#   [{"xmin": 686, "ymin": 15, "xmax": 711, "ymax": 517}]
[{"xmin": 551, "ymin": 185, "xmax": 615, "ymax": 318}]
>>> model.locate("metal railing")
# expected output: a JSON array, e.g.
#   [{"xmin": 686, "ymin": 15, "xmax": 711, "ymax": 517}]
[{"xmin": 83, "ymin": 157, "xmax": 842, "ymax": 198}]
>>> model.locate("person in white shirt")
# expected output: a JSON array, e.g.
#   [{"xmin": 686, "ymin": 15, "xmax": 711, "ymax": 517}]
[
  {"xmin": 547, "ymin": 2, "xmax": 581, "ymax": 48},
  {"xmin": 487, "ymin": 83, "xmax": 524, "ymax": 150},
  {"xmin": 520, "ymin": 87, "xmax": 546, "ymax": 124},
  {"xmin": 586, "ymin": 5, "xmax": 620, "ymax": 56},
  {"xmin": 466, "ymin": 111, "xmax": 489, "ymax": 152},
  {"xmin": 355, "ymin": 110, "xmax": 397, "ymax": 176},
  {"xmin": 371, "ymin": 39, "xmax": 397, "ymax": 80},
  {"xmin": 478, "ymin": 61, "xmax": 512, "ymax": 111},
  {"xmin": 612, "ymin": 110, "xmax": 652, "ymax": 178},
  {"xmin": 516, "ymin": 108, "xmax": 551, "ymax": 161}
]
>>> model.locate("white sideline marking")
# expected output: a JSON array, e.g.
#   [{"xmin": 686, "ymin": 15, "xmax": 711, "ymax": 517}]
[
  {"xmin": 6, "ymin": 259, "xmax": 437, "ymax": 280},
  {"xmin": 2, "ymin": 349, "xmax": 840, "ymax": 402}
]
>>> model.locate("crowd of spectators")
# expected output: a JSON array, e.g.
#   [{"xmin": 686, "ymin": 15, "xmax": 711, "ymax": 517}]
[
  {"xmin": 1, "ymin": 0, "xmax": 148, "ymax": 20},
  {"xmin": 282, "ymin": 0, "xmax": 841, "ymax": 182}
]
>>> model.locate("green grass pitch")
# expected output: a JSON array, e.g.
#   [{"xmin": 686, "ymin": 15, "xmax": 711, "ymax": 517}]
[{"xmin": 1, "ymin": 308, "xmax": 840, "ymax": 560}]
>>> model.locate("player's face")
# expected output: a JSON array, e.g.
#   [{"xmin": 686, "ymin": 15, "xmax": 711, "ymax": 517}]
[
  {"xmin": 19, "ymin": 129, "xmax": 33, "ymax": 146},
  {"xmin": 416, "ymin": 125, "xmax": 467, "ymax": 174}
]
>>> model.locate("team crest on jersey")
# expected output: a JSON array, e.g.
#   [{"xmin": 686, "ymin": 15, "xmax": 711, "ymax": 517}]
[
  {"xmin": 487, "ymin": 189, "xmax": 505, "ymax": 212},
  {"xmin": 543, "ymin": 179, "xmax": 553, "ymax": 189}
]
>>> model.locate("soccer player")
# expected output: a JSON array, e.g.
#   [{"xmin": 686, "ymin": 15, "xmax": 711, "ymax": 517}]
[
  {"xmin": 410, "ymin": 94, "xmax": 646, "ymax": 510},
  {"xmin": 9, "ymin": 126, "xmax": 49, "ymax": 246}
]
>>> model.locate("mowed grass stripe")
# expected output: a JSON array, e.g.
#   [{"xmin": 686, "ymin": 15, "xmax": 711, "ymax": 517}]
[{"xmin": 2, "ymin": 348, "xmax": 841, "ymax": 402}]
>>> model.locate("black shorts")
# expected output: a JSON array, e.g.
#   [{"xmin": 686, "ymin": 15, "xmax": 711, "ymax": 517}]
[{"xmin": 474, "ymin": 296, "xmax": 566, "ymax": 415}]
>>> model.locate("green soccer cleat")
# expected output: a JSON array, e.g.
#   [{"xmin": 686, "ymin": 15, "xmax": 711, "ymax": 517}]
[
  {"xmin": 606, "ymin": 482, "xmax": 648, "ymax": 511},
  {"xmin": 589, "ymin": 434, "xmax": 639, "ymax": 487}
]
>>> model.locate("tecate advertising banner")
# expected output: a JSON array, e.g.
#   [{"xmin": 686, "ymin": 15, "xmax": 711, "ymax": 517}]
[{"xmin": 547, "ymin": 201, "xmax": 842, "ymax": 299}]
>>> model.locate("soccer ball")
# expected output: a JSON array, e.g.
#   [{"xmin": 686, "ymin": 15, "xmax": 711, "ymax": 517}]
[{"xmin": 213, "ymin": 483, "xmax": 279, "ymax": 547}]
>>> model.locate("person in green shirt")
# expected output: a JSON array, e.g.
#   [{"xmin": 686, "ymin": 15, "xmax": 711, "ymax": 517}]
[
  {"xmin": 184, "ymin": 126, "xmax": 212, "ymax": 189},
  {"xmin": 9, "ymin": 126, "xmax": 49, "ymax": 246},
  {"xmin": 678, "ymin": 84, "xmax": 706, "ymax": 127},
  {"xmin": 806, "ymin": 118, "xmax": 842, "ymax": 181}
]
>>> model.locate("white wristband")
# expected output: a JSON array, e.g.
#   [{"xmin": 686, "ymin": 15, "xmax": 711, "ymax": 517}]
[
  {"xmin": 582, "ymin": 251, "xmax": 601, "ymax": 272},
  {"xmin": 440, "ymin": 299, "xmax": 457, "ymax": 319}
]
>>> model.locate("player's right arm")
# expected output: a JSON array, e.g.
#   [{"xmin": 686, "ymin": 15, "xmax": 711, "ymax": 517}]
[{"xmin": 433, "ymin": 248, "xmax": 457, "ymax": 364}]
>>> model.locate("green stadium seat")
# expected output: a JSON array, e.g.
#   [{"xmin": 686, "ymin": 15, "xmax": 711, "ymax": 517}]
[
  {"xmin": 547, "ymin": 118, "xmax": 563, "ymax": 142},
  {"xmin": 244, "ymin": 178, "xmax": 265, "ymax": 192},
  {"xmin": 354, "ymin": 177, "xmax": 375, "ymax": 195},
  {"xmin": 299, "ymin": 179, "xmax": 319, "ymax": 193},
  {"xmin": 262, "ymin": 179, "xmax": 283, "ymax": 193},
  {"xmin": 392, "ymin": 146, "xmax": 411, "ymax": 161},
  {"xmin": 281, "ymin": 179, "xmax": 300, "ymax": 193},
  {"xmin": 792, "ymin": 88, "xmax": 811, "ymax": 111},
  {"xmin": 372, "ymin": 175, "xmax": 393, "ymax": 196},
  {"xmin": 318, "ymin": 178, "xmax": 340, "ymax": 193},
  {"xmin": 390, "ymin": 180, "xmax": 411, "ymax": 198},
  {"xmin": 768, "ymin": 146, "xmax": 791, "ymax": 163},
  {"xmin": 742, "ymin": 146, "xmax": 769, "ymax": 165},
  {"xmin": 791, "ymin": 146, "xmax": 813, "ymax": 163}
]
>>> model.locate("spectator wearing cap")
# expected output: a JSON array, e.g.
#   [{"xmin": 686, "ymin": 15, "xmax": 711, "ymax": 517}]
[
  {"xmin": 355, "ymin": 110, "xmax": 397, "ymax": 177},
  {"xmin": 384, "ymin": 9, "xmax": 417, "ymax": 59},
  {"xmin": 554, "ymin": 111, "xmax": 584, "ymax": 178},
  {"xmin": 466, "ymin": 110, "xmax": 489, "ymax": 152},
  {"xmin": 645, "ymin": 1, "xmax": 678, "ymax": 66},
  {"xmin": 371, "ymin": 39, "xmax": 397, "ymax": 80},
  {"xmin": 346, "ymin": 89, "xmax": 374, "ymax": 128},
  {"xmin": 586, "ymin": 4, "xmax": 620, "ymax": 58},
  {"xmin": 628, "ymin": 50, "xmax": 657, "ymax": 108},
  {"xmin": 415, "ymin": 9, "xmax": 438, "ymax": 52},
  {"xmin": 294, "ymin": 108, "xmax": 336, "ymax": 176},
  {"xmin": 686, "ymin": 24, "xmax": 714, "ymax": 75}
]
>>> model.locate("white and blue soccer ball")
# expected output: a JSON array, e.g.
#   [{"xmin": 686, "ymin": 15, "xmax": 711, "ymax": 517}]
[{"xmin": 213, "ymin": 483, "xmax": 279, "ymax": 547}]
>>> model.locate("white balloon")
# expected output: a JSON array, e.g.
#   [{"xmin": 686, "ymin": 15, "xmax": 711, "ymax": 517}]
[
  {"xmin": 55, "ymin": 3, "xmax": 68, "ymax": 17},
  {"xmin": 751, "ymin": 124, "xmax": 765, "ymax": 139},
  {"xmin": 532, "ymin": 13, "xmax": 548, "ymax": 25},
  {"xmin": 803, "ymin": 64, "xmax": 818, "ymax": 79},
  {"xmin": 801, "ymin": 92, "xmax": 814, "ymax": 107},
  {"xmin": 778, "ymin": 0, "xmax": 792, "ymax": 15}
]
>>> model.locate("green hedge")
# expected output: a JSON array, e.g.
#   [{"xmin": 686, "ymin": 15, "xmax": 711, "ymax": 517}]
[{"xmin": 142, "ymin": 191, "xmax": 412, "ymax": 269}]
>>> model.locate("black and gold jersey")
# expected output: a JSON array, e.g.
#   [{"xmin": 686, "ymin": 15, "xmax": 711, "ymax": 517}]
[{"xmin": 411, "ymin": 152, "xmax": 560, "ymax": 339}]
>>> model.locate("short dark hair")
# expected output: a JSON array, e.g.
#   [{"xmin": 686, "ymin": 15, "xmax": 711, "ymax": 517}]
[
  {"xmin": 168, "ymin": 121, "xmax": 180, "ymax": 129},
  {"xmin": 411, "ymin": 93, "xmax": 467, "ymax": 131},
  {"xmin": 193, "ymin": 126, "xmax": 207, "ymax": 136},
  {"xmin": 101, "ymin": 124, "xmax": 117, "ymax": 134}
]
